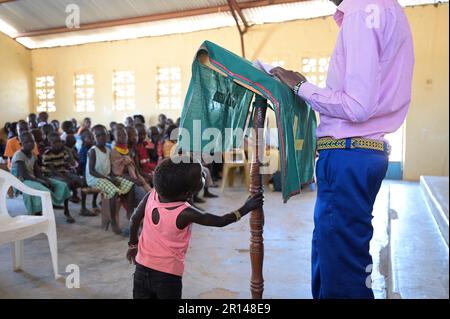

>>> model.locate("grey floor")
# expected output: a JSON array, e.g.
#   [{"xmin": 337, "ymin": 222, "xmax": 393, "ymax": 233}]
[{"xmin": 0, "ymin": 180, "xmax": 448, "ymax": 299}]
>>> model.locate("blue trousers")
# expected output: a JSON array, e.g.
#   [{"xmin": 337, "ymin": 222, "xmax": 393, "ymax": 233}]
[{"xmin": 312, "ymin": 147, "xmax": 388, "ymax": 299}]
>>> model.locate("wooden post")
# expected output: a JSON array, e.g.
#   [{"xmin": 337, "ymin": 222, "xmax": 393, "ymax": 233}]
[{"xmin": 249, "ymin": 96, "xmax": 267, "ymax": 299}]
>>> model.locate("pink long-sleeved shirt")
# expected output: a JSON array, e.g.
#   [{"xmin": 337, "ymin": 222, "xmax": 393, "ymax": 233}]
[{"xmin": 298, "ymin": 0, "xmax": 414, "ymax": 141}]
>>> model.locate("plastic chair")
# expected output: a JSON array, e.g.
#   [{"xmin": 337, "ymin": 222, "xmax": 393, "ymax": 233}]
[
  {"xmin": 221, "ymin": 149, "xmax": 249, "ymax": 191},
  {"xmin": 0, "ymin": 169, "xmax": 61, "ymax": 279}
]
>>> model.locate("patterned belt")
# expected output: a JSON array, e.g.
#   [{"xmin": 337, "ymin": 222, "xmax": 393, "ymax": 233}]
[{"xmin": 317, "ymin": 137, "xmax": 391, "ymax": 155}]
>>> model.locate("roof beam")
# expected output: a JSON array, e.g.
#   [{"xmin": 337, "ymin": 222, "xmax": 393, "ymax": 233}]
[
  {"xmin": 15, "ymin": 0, "xmax": 305, "ymax": 38},
  {"xmin": 227, "ymin": 0, "xmax": 250, "ymax": 58},
  {"xmin": 0, "ymin": 0, "xmax": 19, "ymax": 3},
  {"xmin": 228, "ymin": 0, "xmax": 250, "ymax": 30}
]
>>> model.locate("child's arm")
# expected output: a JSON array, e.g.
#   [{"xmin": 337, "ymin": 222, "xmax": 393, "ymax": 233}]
[
  {"xmin": 177, "ymin": 192, "xmax": 263, "ymax": 229},
  {"xmin": 126, "ymin": 192, "xmax": 150, "ymax": 264},
  {"xmin": 15, "ymin": 160, "xmax": 52, "ymax": 189}
]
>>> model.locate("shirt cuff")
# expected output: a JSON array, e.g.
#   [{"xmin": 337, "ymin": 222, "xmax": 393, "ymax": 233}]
[{"xmin": 297, "ymin": 81, "xmax": 319, "ymax": 101}]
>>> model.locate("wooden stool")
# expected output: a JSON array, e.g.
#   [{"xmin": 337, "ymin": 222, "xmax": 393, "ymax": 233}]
[{"xmin": 100, "ymin": 195, "xmax": 128, "ymax": 230}]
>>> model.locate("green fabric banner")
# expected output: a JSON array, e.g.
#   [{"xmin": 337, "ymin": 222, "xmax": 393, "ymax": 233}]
[{"xmin": 179, "ymin": 41, "xmax": 317, "ymax": 202}]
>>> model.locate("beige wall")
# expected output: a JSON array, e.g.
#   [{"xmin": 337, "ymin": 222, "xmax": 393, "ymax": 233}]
[
  {"xmin": 0, "ymin": 32, "xmax": 32, "ymax": 124},
  {"xmin": 13, "ymin": 3, "xmax": 449, "ymax": 179},
  {"xmin": 403, "ymin": 4, "xmax": 449, "ymax": 180}
]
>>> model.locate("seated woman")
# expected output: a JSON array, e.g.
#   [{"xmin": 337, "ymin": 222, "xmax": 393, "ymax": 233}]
[{"xmin": 11, "ymin": 132, "xmax": 74, "ymax": 223}]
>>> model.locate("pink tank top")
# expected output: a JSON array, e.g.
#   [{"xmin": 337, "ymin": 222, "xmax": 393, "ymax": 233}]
[{"xmin": 136, "ymin": 190, "xmax": 192, "ymax": 277}]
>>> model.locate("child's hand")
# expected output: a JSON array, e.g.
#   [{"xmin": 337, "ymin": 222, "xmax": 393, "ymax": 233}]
[
  {"xmin": 41, "ymin": 179, "xmax": 53, "ymax": 190},
  {"xmin": 126, "ymin": 248, "xmax": 138, "ymax": 264},
  {"xmin": 110, "ymin": 177, "xmax": 121, "ymax": 187},
  {"xmin": 241, "ymin": 192, "xmax": 264, "ymax": 213}
]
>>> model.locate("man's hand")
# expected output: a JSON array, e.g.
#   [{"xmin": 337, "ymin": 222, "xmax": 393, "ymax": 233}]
[
  {"xmin": 271, "ymin": 67, "xmax": 307, "ymax": 91},
  {"xmin": 126, "ymin": 248, "xmax": 138, "ymax": 264}
]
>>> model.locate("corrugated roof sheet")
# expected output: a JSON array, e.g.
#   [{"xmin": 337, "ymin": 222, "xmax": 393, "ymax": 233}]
[{"xmin": 0, "ymin": 0, "xmax": 447, "ymax": 49}]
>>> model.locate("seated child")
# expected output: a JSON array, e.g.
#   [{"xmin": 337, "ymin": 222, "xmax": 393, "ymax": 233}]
[
  {"xmin": 51, "ymin": 120, "xmax": 61, "ymax": 134},
  {"xmin": 37, "ymin": 111, "xmax": 49, "ymax": 128},
  {"xmin": 78, "ymin": 130, "xmax": 94, "ymax": 176},
  {"xmin": 0, "ymin": 122, "xmax": 10, "ymax": 160},
  {"xmin": 111, "ymin": 126, "xmax": 151, "ymax": 217},
  {"xmin": 4, "ymin": 121, "xmax": 39, "ymax": 171},
  {"xmin": 78, "ymin": 129, "xmax": 99, "ymax": 213},
  {"xmin": 65, "ymin": 134, "xmax": 80, "ymax": 173},
  {"xmin": 126, "ymin": 156, "xmax": 263, "ymax": 299},
  {"xmin": 111, "ymin": 126, "xmax": 150, "ymax": 189},
  {"xmin": 77, "ymin": 117, "xmax": 91, "ymax": 135},
  {"xmin": 11, "ymin": 132, "xmax": 73, "ymax": 222},
  {"xmin": 30, "ymin": 128, "xmax": 44, "ymax": 165},
  {"xmin": 39, "ymin": 123, "xmax": 54, "ymax": 155},
  {"xmin": 135, "ymin": 123, "xmax": 158, "ymax": 182},
  {"xmin": 162, "ymin": 125, "xmax": 178, "ymax": 158},
  {"xmin": 109, "ymin": 121, "xmax": 117, "ymax": 143},
  {"xmin": 86, "ymin": 125, "xmax": 135, "ymax": 234},
  {"xmin": 42, "ymin": 132, "xmax": 85, "ymax": 207},
  {"xmin": 148, "ymin": 126, "xmax": 163, "ymax": 163},
  {"xmin": 61, "ymin": 120, "xmax": 75, "ymax": 142},
  {"xmin": 28, "ymin": 113, "xmax": 38, "ymax": 129},
  {"xmin": 64, "ymin": 133, "xmax": 96, "ymax": 216}
]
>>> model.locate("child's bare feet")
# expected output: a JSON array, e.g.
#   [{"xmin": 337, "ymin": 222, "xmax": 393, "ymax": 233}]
[
  {"xmin": 193, "ymin": 195, "xmax": 205, "ymax": 203},
  {"xmin": 70, "ymin": 195, "xmax": 81, "ymax": 204},
  {"xmin": 80, "ymin": 208, "xmax": 96, "ymax": 217},
  {"xmin": 111, "ymin": 223, "xmax": 122, "ymax": 235},
  {"xmin": 203, "ymin": 189, "xmax": 218, "ymax": 198},
  {"xmin": 65, "ymin": 213, "xmax": 75, "ymax": 223}
]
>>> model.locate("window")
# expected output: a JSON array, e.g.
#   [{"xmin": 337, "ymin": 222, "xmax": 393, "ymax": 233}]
[
  {"xmin": 36, "ymin": 75, "xmax": 56, "ymax": 113},
  {"xmin": 157, "ymin": 67, "xmax": 181, "ymax": 110},
  {"xmin": 113, "ymin": 70, "xmax": 135, "ymax": 111},
  {"xmin": 301, "ymin": 57, "xmax": 330, "ymax": 88},
  {"xmin": 74, "ymin": 73, "xmax": 95, "ymax": 112}
]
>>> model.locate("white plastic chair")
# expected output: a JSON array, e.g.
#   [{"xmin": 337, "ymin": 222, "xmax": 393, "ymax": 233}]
[{"xmin": 0, "ymin": 169, "xmax": 61, "ymax": 279}]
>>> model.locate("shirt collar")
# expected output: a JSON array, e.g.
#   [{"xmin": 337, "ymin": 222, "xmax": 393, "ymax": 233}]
[{"xmin": 333, "ymin": 0, "xmax": 350, "ymax": 27}]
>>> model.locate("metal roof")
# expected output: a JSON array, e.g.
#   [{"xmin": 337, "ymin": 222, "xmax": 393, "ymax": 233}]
[{"xmin": 0, "ymin": 0, "xmax": 446, "ymax": 49}]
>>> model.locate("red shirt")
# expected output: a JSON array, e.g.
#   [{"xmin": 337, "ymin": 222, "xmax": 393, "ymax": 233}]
[{"xmin": 136, "ymin": 141, "xmax": 158, "ymax": 174}]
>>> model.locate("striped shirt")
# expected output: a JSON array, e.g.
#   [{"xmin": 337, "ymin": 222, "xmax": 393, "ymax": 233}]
[{"xmin": 42, "ymin": 149, "xmax": 69, "ymax": 175}]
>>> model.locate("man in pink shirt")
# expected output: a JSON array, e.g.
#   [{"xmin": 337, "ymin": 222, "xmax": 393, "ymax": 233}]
[{"xmin": 272, "ymin": 0, "xmax": 414, "ymax": 298}]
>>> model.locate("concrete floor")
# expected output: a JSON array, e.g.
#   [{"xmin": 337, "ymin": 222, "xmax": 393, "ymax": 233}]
[{"xmin": 0, "ymin": 180, "xmax": 447, "ymax": 299}]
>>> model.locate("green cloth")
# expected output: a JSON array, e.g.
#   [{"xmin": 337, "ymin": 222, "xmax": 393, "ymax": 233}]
[
  {"xmin": 23, "ymin": 179, "xmax": 71, "ymax": 214},
  {"xmin": 179, "ymin": 41, "xmax": 317, "ymax": 202}
]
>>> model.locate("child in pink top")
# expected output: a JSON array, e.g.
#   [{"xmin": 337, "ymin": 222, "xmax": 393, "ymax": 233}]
[{"xmin": 126, "ymin": 156, "xmax": 263, "ymax": 299}]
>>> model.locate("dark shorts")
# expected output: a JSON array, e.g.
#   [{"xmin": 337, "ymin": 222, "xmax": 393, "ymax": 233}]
[{"xmin": 133, "ymin": 262, "xmax": 182, "ymax": 299}]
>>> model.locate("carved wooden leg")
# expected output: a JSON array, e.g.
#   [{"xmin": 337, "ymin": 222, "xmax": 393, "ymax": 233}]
[{"xmin": 249, "ymin": 97, "xmax": 267, "ymax": 299}]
